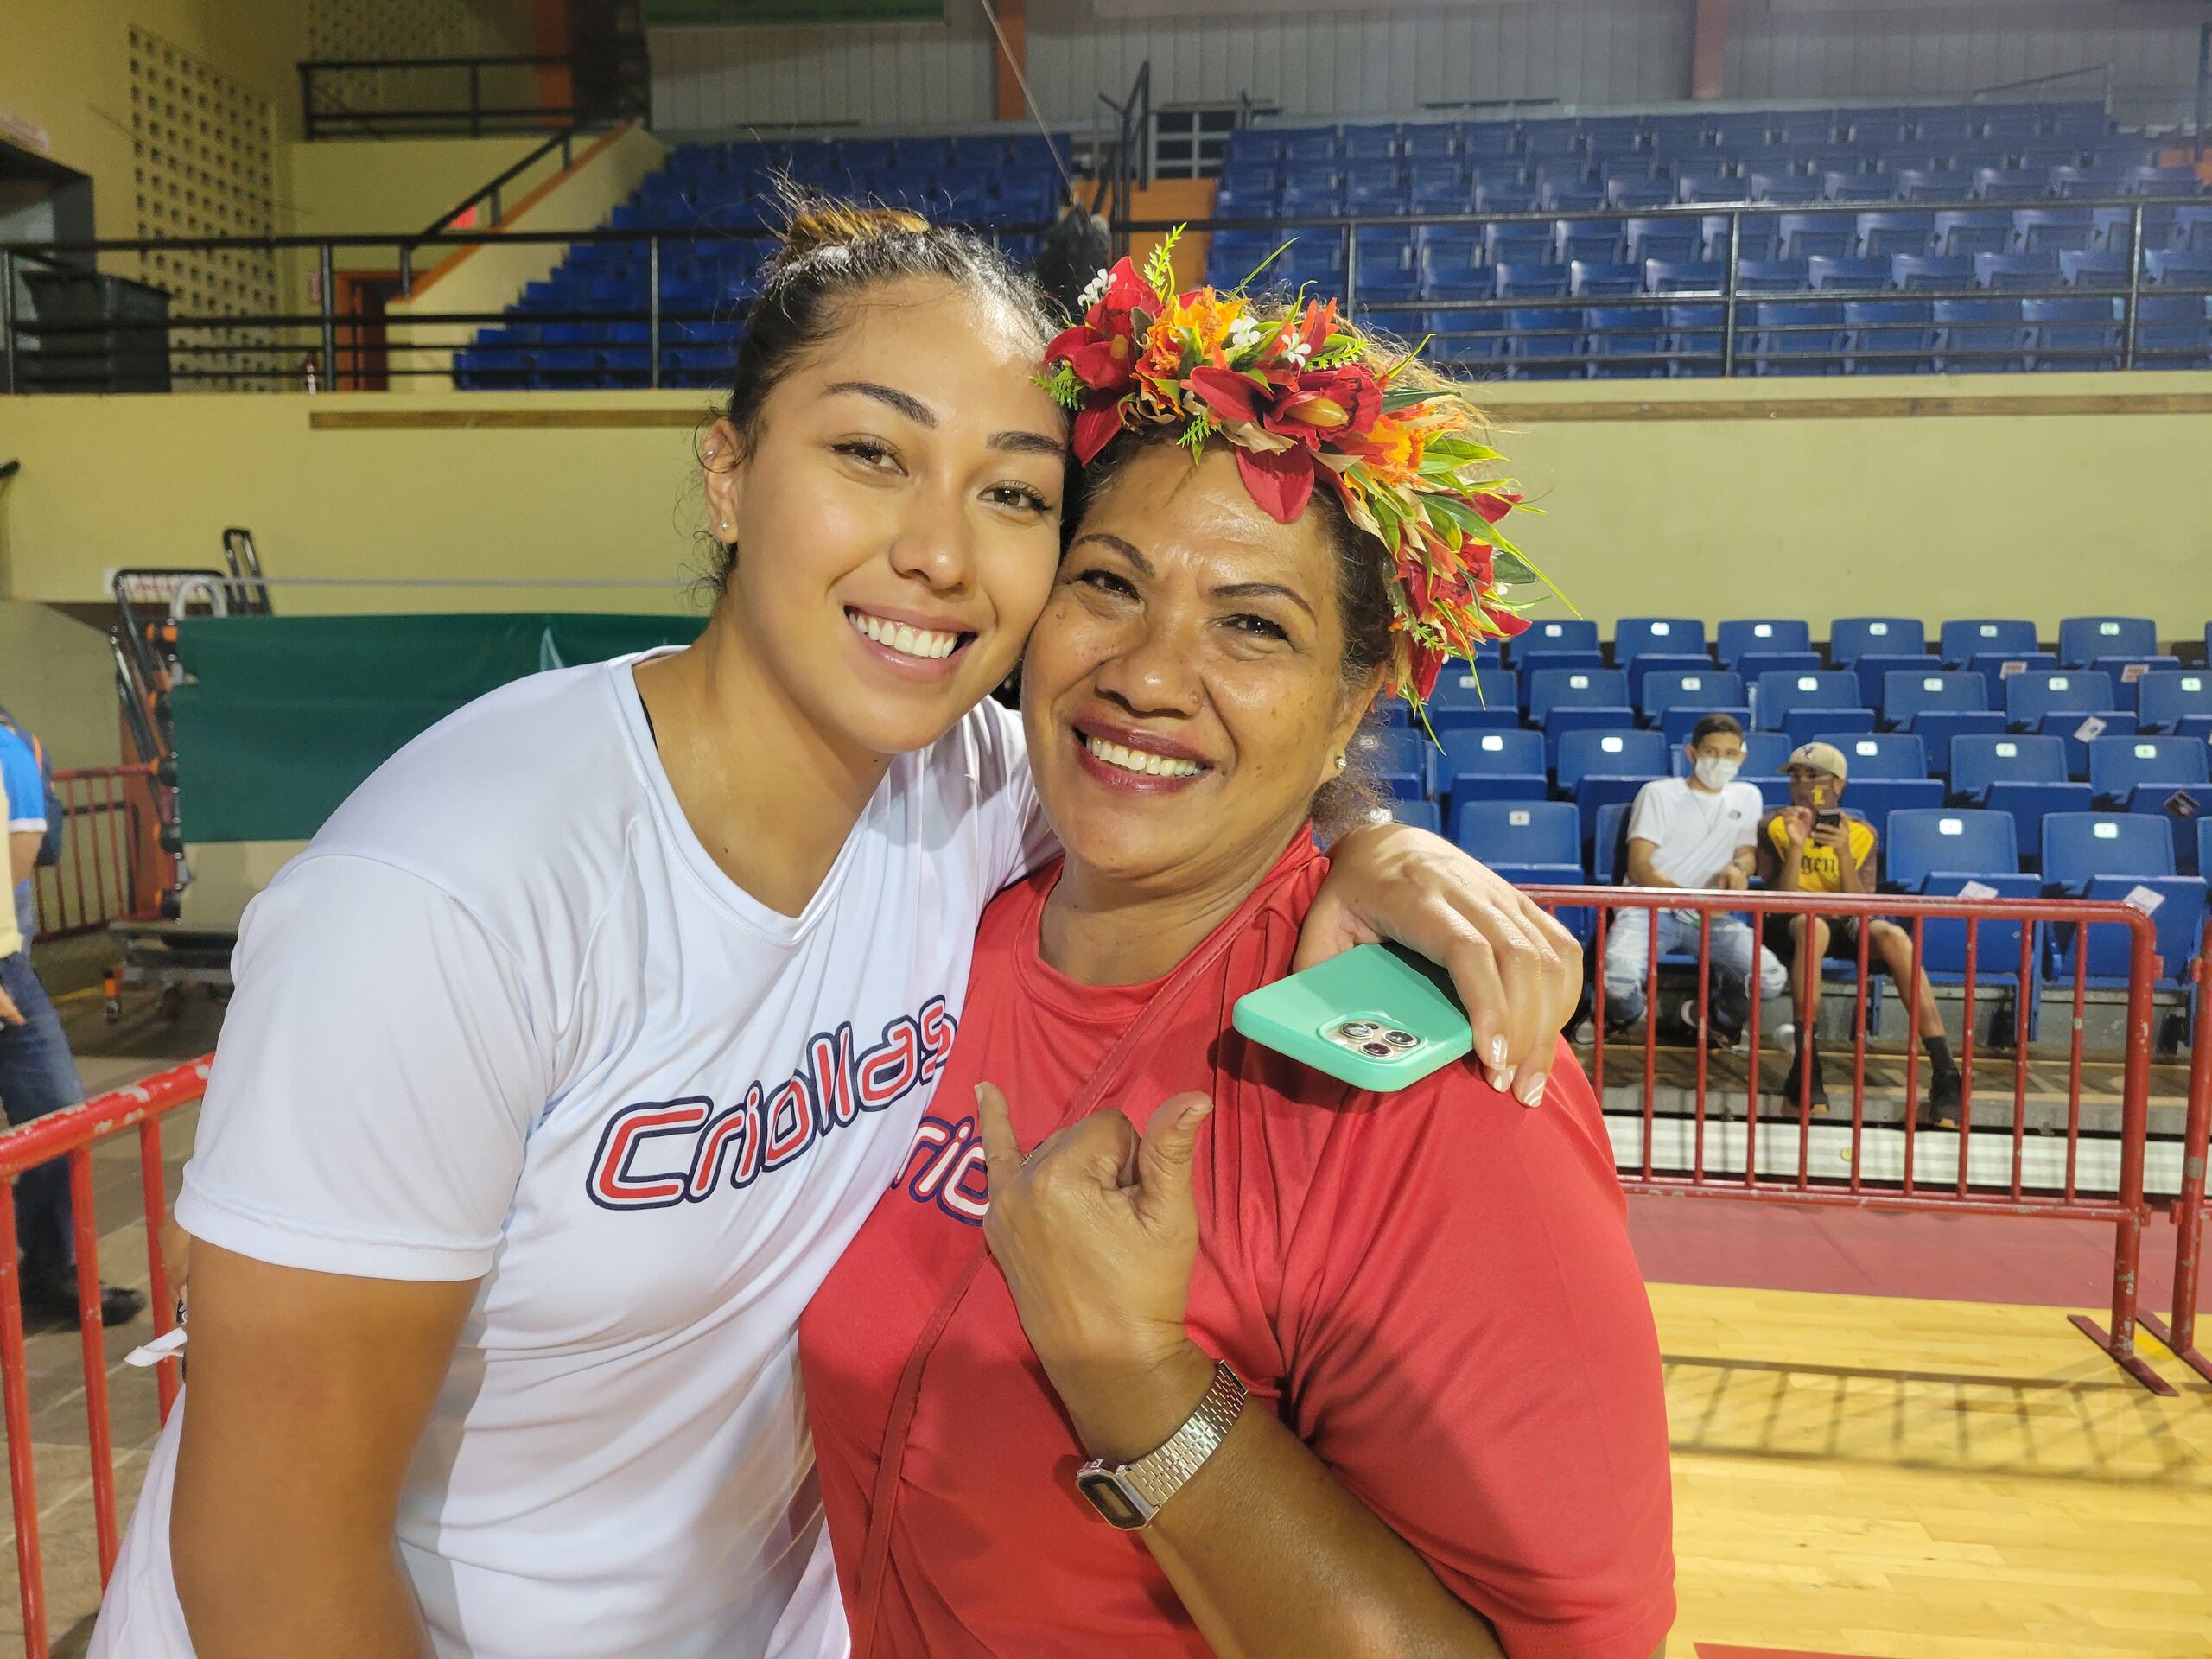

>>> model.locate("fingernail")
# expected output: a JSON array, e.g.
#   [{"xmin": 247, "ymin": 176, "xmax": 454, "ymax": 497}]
[
  {"xmin": 1487, "ymin": 1035, "xmax": 1509, "ymax": 1067},
  {"xmin": 974, "ymin": 1085, "xmax": 987, "ymax": 1107},
  {"xmin": 1183, "ymin": 1099, "xmax": 1215, "ymax": 1126},
  {"xmin": 1516, "ymin": 1072, "xmax": 1548, "ymax": 1108},
  {"xmin": 1487, "ymin": 1066, "xmax": 1513, "ymax": 1094}
]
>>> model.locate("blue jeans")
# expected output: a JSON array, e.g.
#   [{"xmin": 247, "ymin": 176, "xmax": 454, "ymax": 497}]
[
  {"xmin": 1602, "ymin": 906, "xmax": 1788, "ymax": 1034},
  {"xmin": 0, "ymin": 951, "xmax": 84, "ymax": 1276}
]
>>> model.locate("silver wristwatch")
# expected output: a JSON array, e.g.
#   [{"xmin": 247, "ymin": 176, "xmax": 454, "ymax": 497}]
[{"xmin": 1074, "ymin": 1360, "xmax": 1249, "ymax": 1531}]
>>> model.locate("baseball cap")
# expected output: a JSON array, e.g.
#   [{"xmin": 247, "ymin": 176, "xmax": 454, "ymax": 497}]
[{"xmin": 1781, "ymin": 741, "xmax": 1848, "ymax": 781}]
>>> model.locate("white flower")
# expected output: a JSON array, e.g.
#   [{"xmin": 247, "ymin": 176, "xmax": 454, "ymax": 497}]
[
  {"xmin": 1077, "ymin": 269, "xmax": 1111, "ymax": 309},
  {"xmin": 1227, "ymin": 315, "xmax": 1265, "ymax": 353},
  {"xmin": 1285, "ymin": 340, "xmax": 1313, "ymax": 365}
]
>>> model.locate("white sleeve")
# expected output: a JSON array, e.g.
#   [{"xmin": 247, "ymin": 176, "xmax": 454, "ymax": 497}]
[
  {"xmin": 1624, "ymin": 780, "xmax": 1670, "ymax": 849},
  {"xmin": 1729, "ymin": 784, "xmax": 1763, "ymax": 849},
  {"xmin": 969, "ymin": 699, "xmax": 1057, "ymax": 893},
  {"xmin": 175, "ymin": 854, "xmax": 548, "ymax": 1282}
]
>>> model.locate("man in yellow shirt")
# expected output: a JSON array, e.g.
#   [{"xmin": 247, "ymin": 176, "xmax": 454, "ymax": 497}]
[
  {"xmin": 0, "ymin": 768, "xmax": 145, "ymax": 1325},
  {"xmin": 1755, "ymin": 741, "xmax": 1961, "ymax": 1124}
]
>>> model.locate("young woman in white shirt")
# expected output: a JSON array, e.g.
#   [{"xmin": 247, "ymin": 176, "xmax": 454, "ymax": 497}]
[{"xmin": 89, "ymin": 204, "xmax": 1579, "ymax": 1659}]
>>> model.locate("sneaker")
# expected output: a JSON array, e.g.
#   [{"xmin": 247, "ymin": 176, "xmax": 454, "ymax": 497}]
[
  {"xmin": 20, "ymin": 1270, "xmax": 146, "ymax": 1329},
  {"xmin": 1922, "ymin": 1067, "xmax": 1962, "ymax": 1130},
  {"xmin": 1673, "ymin": 998, "xmax": 1743, "ymax": 1053},
  {"xmin": 1779, "ymin": 1048, "xmax": 1829, "ymax": 1112}
]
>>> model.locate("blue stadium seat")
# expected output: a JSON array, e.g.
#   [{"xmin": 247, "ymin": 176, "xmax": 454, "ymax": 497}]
[
  {"xmin": 1586, "ymin": 306, "xmax": 1669, "ymax": 377},
  {"xmin": 1613, "ymin": 617, "xmax": 1708, "ymax": 665},
  {"xmin": 1967, "ymin": 649, "xmax": 2058, "ymax": 682},
  {"xmin": 1569, "ymin": 260, "xmax": 1643, "ymax": 297},
  {"xmin": 1829, "ymin": 616, "xmax": 1928, "ymax": 665},
  {"xmin": 1436, "ymin": 729, "xmax": 1548, "ymax": 814},
  {"xmin": 1509, "ymin": 619, "xmax": 1602, "ymax": 664},
  {"xmin": 2088, "ymin": 735, "xmax": 2210, "ymax": 808},
  {"xmin": 2013, "ymin": 207, "xmax": 2095, "ymax": 254},
  {"xmin": 1778, "ymin": 213, "xmax": 1858, "ymax": 260},
  {"xmin": 2139, "ymin": 671, "xmax": 2212, "ymax": 734},
  {"xmin": 2005, "ymin": 669, "xmax": 2116, "ymax": 734},
  {"xmin": 1505, "ymin": 307, "xmax": 1587, "ymax": 376},
  {"xmin": 1641, "ymin": 669, "xmax": 1746, "ymax": 723},
  {"xmin": 1821, "ymin": 732, "xmax": 1930, "ymax": 779},
  {"xmin": 1591, "ymin": 800, "xmax": 1636, "ymax": 886},
  {"xmin": 1738, "ymin": 257, "xmax": 1813, "ymax": 293},
  {"xmin": 1518, "ymin": 648, "xmax": 1608, "ymax": 686},
  {"xmin": 1624, "ymin": 654, "xmax": 1720, "ymax": 706},
  {"xmin": 1386, "ymin": 800, "xmax": 1442, "ymax": 835},
  {"xmin": 1453, "ymin": 800, "xmax": 1585, "ymax": 883},
  {"xmin": 1623, "ymin": 218, "xmax": 1700, "ymax": 265},
  {"xmin": 1948, "ymin": 736, "xmax": 2094, "ymax": 864},
  {"xmin": 1715, "ymin": 619, "xmax": 1813, "ymax": 665},
  {"xmin": 1348, "ymin": 726, "xmax": 1430, "ymax": 801},
  {"xmin": 1884, "ymin": 670, "xmax": 1990, "ymax": 729},
  {"xmin": 1557, "ymin": 728, "xmax": 1669, "ymax": 794},
  {"xmin": 2096, "ymin": 657, "xmax": 2183, "ymax": 714},
  {"xmin": 2058, "ymin": 615, "xmax": 2158, "ymax": 665},
  {"xmin": 1806, "ymin": 255, "xmax": 1893, "ymax": 292},
  {"xmin": 1847, "ymin": 652, "xmax": 1936, "ymax": 711},
  {"xmin": 1426, "ymin": 664, "xmax": 1518, "ymax": 714},
  {"xmin": 1756, "ymin": 671, "xmax": 1865, "ymax": 733},
  {"xmin": 1891, "ymin": 254, "xmax": 1977, "ymax": 291},
  {"xmin": 1844, "ymin": 298, "xmax": 1938, "ymax": 372},
  {"xmin": 2024, "ymin": 296, "xmax": 2121, "ymax": 369},
  {"xmin": 1736, "ymin": 651, "xmax": 1824, "ymax": 685},
  {"xmin": 1885, "ymin": 809, "xmax": 2021, "ymax": 891},
  {"xmin": 2058, "ymin": 250, "xmax": 2129, "ymax": 289},
  {"xmin": 1934, "ymin": 211, "xmax": 2014, "ymax": 257},
  {"xmin": 1935, "ymin": 299, "xmax": 2029, "ymax": 369},
  {"xmin": 2145, "ymin": 251, "xmax": 2212, "ymax": 287},
  {"xmin": 1940, "ymin": 619, "xmax": 2039, "ymax": 666},
  {"xmin": 1847, "ymin": 779, "xmax": 1948, "ymax": 837},
  {"xmin": 1527, "ymin": 667, "xmax": 1632, "ymax": 727},
  {"xmin": 1644, "ymin": 258, "xmax": 1726, "ymax": 293},
  {"xmin": 2040, "ymin": 814, "xmax": 2206, "ymax": 988},
  {"xmin": 1751, "ymin": 301, "xmax": 1848, "ymax": 374},
  {"xmin": 1858, "ymin": 212, "xmax": 1935, "ymax": 257}
]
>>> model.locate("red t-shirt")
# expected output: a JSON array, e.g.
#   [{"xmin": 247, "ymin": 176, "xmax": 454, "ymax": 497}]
[{"xmin": 798, "ymin": 836, "xmax": 1675, "ymax": 1659}]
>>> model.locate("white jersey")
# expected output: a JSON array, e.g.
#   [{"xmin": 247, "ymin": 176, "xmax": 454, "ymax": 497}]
[
  {"xmin": 92, "ymin": 652, "xmax": 1045, "ymax": 1659},
  {"xmin": 1624, "ymin": 775, "xmax": 1763, "ymax": 890}
]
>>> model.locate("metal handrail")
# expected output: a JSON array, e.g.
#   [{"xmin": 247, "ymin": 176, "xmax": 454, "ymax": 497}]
[
  {"xmin": 298, "ymin": 50, "xmax": 647, "ymax": 141},
  {"xmin": 3, "ymin": 189, "xmax": 2205, "ymax": 391},
  {"xmin": 1967, "ymin": 63, "xmax": 2114, "ymax": 110},
  {"xmin": 416, "ymin": 126, "xmax": 582, "ymax": 243}
]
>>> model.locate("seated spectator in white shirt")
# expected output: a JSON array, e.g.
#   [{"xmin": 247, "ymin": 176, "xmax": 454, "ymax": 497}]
[{"xmin": 1602, "ymin": 714, "xmax": 1786, "ymax": 1045}]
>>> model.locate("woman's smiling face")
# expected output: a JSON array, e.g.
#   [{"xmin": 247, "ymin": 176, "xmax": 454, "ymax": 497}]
[
  {"xmin": 1021, "ymin": 442, "xmax": 1382, "ymax": 893},
  {"xmin": 703, "ymin": 274, "xmax": 1069, "ymax": 761}
]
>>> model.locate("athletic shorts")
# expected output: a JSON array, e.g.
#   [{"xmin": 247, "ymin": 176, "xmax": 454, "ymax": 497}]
[{"xmin": 1762, "ymin": 912, "xmax": 1886, "ymax": 970}]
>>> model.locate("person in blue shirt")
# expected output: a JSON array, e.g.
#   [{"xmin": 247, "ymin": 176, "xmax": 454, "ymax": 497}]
[
  {"xmin": 0, "ymin": 721, "xmax": 143, "ymax": 1326},
  {"xmin": 0, "ymin": 721, "xmax": 45, "ymax": 952}
]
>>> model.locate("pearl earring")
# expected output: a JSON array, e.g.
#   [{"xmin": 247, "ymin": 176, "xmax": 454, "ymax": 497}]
[{"xmin": 1334, "ymin": 753, "xmax": 1347, "ymax": 774}]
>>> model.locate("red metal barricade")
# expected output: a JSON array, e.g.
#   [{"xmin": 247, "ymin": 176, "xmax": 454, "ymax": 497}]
[
  {"xmin": 29, "ymin": 766, "xmax": 165, "ymax": 943},
  {"xmin": 0, "ymin": 1058, "xmax": 206, "ymax": 1658},
  {"xmin": 1525, "ymin": 885, "xmax": 2173, "ymax": 1395},
  {"xmin": 2140, "ymin": 918, "xmax": 2212, "ymax": 1385}
]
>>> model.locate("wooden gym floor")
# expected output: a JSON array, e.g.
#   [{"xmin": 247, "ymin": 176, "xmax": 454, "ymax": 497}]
[{"xmin": 0, "ymin": 989, "xmax": 2204, "ymax": 1657}]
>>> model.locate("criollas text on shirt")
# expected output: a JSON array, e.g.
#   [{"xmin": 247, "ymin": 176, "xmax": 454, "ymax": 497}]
[{"xmin": 586, "ymin": 997, "xmax": 958, "ymax": 1210}]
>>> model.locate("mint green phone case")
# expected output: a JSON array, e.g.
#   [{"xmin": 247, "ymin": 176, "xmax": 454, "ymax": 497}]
[{"xmin": 1231, "ymin": 943, "xmax": 1474, "ymax": 1092}]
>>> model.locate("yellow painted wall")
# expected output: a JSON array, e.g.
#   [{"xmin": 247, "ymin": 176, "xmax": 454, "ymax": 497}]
[
  {"xmin": 3, "ymin": 375, "xmax": 2209, "ymax": 639},
  {"xmin": 287, "ymin": 136, "xmax": 555, "ymax": 242},
  {"xmin": 0, "ymin": 601, "xmax": 120, "ymax": 769},
  {"xmin": 385, "ymin": 124, "xmax": 670, "ymax": 386},
  {"xmin": 0, "ymin": 0, "xmax": 308, "ymax": 252}
]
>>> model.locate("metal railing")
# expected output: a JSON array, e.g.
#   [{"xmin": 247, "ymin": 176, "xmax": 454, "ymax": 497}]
[
  {"xmin": 298, "ymin": 52, "xmax": 648, "ymax": 141},
  {"xmin": 1526, "ymin": 884, "xmax": 2179, "ymax": 1393},
  {"xmin": 0, "ymin": 898, "xmax": 2205, "ymax": 1650},
  {"xmin": 2, "ymin": 190, "xmax": 2207, "ymax": 392},
  {"xmin": 29, "ymin": 767, "xmax": 162, "ymax": 944},
  {"xmin": 418, "ymin": 126, "xmax": 584, "ymax": 243}
]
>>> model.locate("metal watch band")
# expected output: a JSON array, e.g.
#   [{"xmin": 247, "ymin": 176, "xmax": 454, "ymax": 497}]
[{"xmin": 1121, "ymin": 1360, "xmax": 1248, "ymax": 1512}]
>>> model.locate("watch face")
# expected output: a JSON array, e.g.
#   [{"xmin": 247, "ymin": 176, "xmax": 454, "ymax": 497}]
[{"xmin": 1076, "ymin": 1468, "xmax": 1153, "ymax": 1530}]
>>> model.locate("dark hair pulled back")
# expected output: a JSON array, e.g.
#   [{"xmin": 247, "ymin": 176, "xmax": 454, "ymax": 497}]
[{"xmin": 709, "ymin": 192, "xmax": 1059, "ymax": 590}]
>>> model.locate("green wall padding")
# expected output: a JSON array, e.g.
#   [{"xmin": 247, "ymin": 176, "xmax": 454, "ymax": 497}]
[{"xmin": 168, "ymin": 613, "xmax": 705, "ymax": 842}]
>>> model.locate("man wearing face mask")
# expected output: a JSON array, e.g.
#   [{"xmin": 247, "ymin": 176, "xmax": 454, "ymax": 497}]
[{"xmin": 1602, "ymin": 714, "xmax": 1786, "ymax": 1046}]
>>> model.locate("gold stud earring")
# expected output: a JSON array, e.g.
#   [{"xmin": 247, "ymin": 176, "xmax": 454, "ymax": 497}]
[{"xmin": 1334, "ymin": 753, "xmax": 1347, "ymax": 774}]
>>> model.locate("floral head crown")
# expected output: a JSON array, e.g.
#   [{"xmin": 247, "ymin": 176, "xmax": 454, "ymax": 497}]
[{"xmin": 1041, "ymin": 232, "xmax": 1548, "ymax": 706}]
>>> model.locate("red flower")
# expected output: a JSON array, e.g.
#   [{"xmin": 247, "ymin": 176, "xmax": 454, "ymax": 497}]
[
  {"xmin": 1185, "ymin": 365, "xmax": 1266, "ymax": 426},
  {"xmin": 1232, "ymin": 444, "xmax": 1320, "ymax": 524},
  {"xmin": 1266, "ymin": 365, "xmax": 1382, "ymax": 446},
  {"xmin": 1470, "ymin": 488, "xmax": 1520, "ymax": 525},
  {"xmin": 1402, "ymin": 639, "xmax": 1446, "ymax": 702}
]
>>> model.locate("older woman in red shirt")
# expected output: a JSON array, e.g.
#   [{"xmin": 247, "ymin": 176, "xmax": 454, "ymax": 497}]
[{"xmin": 798, "ymin": 268, "xmax": 1673, "ymax": 1659}]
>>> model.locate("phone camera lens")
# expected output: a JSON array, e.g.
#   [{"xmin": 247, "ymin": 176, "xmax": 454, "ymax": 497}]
[
  {"xmin": 1381, "ymin": 1029, "xmax": 1419, "ymax": 1049},
  {"xmin": 1339, "ymin": 1020, "xmax": 1379, "ymax": 1039},
  {"xmin": 1360, "ymin": 1041, "xmax": 1394, "ymax": 1058}
]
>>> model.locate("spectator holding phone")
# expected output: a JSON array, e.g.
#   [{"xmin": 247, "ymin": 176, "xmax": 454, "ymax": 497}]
[
  {"xmin": 1756, "ymin": 742, "xmax": 1961, "ymax": 1123},
  {"xmin": 1601, "ymin": 714, "xmax": 1785, "ymax": 1046}
]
